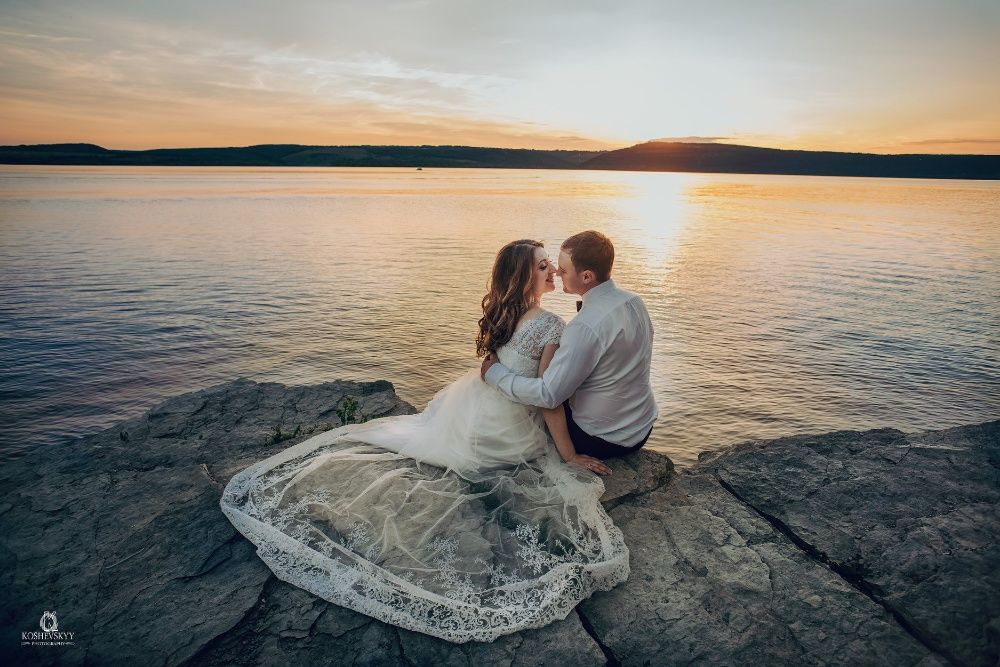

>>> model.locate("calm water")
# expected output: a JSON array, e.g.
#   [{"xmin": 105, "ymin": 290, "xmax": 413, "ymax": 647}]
[{"xmin": 1, "ymin": 166, "xmax": 997, "ymax": 466}]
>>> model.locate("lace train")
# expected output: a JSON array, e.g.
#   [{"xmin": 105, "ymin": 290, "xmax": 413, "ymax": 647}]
[{"xmin": 220, "ymin": 423, "xmax": 629, "ymax": 642}]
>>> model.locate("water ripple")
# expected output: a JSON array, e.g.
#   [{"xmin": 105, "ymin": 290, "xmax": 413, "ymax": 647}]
[{"xmin": 1, "ymin": 167, "xmax": 998, "ymax": 466}]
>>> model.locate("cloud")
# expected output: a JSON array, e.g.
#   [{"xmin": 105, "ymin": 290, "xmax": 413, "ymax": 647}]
[
  {"xmin": 1, "ymin": 1, "xmax": 998, "ymax": 152},
  {"xmin": 648, "ymin": 136, "xmax": 732, "ymax": 144},
  {"xmin": 900, "ymin": 137, "xmax": 1000, "ymax": 146},
  {"xmin": 0, "ymin": 17, "xmax": 611, "ymax": 150},
  {"xmin": 0, "ymin": 8, "xmax": 528, "ymax": 133},
  {"xmin": 248, "ymin": 49, "xmax": 513, "ymax": 114},
  {"xmin": 0, "ymin": 28, "xmax": 91, "ymax": 43}
]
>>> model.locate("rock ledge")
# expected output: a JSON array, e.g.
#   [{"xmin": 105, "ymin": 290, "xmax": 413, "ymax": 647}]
[{"xmin": 1, "ymin": 379, "xmax": 995, "ymax": 666}]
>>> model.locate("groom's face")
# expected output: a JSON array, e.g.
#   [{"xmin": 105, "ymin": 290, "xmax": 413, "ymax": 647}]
[{"xmin": 557, "ymin": 249, "xmax": 583, "ymax": 295}]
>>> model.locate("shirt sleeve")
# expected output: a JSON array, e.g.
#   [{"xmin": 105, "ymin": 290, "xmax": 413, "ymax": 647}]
[{"xmin": 484, "ymin": 321, "xmax": 602, "ymax": 409}]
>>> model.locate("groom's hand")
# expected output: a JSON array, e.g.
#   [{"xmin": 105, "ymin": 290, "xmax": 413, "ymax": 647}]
[{"xmin": 480, "ymin": 352, "xmax": 498, "ymax": 380}]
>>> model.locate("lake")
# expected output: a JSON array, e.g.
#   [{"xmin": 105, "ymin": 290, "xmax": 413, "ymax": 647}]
[{"xmin": 1, "ymin": 166, "xmax": 997, "ymax": 466}]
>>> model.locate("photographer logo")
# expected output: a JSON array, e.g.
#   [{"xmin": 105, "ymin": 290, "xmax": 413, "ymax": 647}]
[
  {"xmin": 40, "ymin": 611, "xmax": 58, "ymax": 632},
  {"xmin": 20, "ymin": 610, "xmax": 75, "ymax": 647}
]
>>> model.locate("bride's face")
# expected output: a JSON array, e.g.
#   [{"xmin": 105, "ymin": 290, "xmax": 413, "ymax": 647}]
[{"xmin": 529, "ymin": 246, "xmax": 557, "ymax": 300}]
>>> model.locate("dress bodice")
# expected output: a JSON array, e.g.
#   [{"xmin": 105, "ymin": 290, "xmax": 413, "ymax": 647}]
[{"xmin": 496, "ymin": 310, "xmax": 566, "ymax": 377}]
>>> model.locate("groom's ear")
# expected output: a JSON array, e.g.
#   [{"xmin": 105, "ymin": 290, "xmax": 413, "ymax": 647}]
[{"xmin": 581, "ymin": 269, "xmax": 596, "ymax": 285}]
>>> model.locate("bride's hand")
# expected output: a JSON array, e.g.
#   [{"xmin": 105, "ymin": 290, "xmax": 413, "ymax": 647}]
[
  {"xmin": 480, "ymin": 352, "xmax": 498, "ymax": 379},
  {"xmin": 568, "ymin": 454, "xmax": 612, "ymax": 476}
]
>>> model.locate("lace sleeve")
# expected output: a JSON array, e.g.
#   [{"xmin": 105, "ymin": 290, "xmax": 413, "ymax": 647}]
[
  {"xmin": 501, "ymin": 311, "xmax": 568, "ymax": 365},
  {"xmin": 539, "ymin": 312, "xmax": 565, "ymax": 348}
]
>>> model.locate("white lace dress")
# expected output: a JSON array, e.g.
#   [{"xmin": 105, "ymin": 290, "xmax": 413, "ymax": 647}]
[{"xmin": 220, "ymin": 311, "xmax": 629, "ymax": 643}]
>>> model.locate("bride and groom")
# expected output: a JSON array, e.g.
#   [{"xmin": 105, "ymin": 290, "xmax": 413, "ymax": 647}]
[{"xmin": 220, "ymin": 230, "xmax": 658, "ymax": 642}]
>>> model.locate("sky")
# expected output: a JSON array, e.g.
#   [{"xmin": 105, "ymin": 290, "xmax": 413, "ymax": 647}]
[{"xmin": 1, "ymin": 0, "xmax": 998, "ymax": 153}]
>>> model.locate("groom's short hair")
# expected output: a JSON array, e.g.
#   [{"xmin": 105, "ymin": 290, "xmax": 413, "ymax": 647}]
[{"xmin": 561, "ymin": 231, "xmax": 614, "ymax": 282}]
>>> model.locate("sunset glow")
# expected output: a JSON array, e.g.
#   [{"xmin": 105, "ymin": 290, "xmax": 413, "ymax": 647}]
[{"xmin": 1, "ymin": 1, "xmax": 998, "ymax": 154}]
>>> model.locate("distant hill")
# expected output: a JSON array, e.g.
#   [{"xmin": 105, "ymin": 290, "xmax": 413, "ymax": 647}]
[
  {"xmin": 0, "ymin": 143, "xmax": 600, "ymax": 169},
  {"xmin": 1, "ymin": 141, "xmax": 997, "ymax": 179},
  {"xmin": 580, "ymin": 141, "xmax": 1000, "ymax": 180}
]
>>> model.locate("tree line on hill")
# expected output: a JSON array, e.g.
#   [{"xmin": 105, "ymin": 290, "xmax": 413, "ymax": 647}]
[{"xmin": 1, "ymin": 141, "xmax": 996, "ymax": 179}]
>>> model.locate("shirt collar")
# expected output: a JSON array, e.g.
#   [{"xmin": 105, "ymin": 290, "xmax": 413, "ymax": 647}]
[{"xmin": 581, "ymin": 278, "xmax": 616, "ymax": 306}]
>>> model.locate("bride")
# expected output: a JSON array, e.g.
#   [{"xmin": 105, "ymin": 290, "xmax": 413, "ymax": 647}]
[{"xmin": 220, "ymin": 239, "xmax": 629, "ymax": 643}]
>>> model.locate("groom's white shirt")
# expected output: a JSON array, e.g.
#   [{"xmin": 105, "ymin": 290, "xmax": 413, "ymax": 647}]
[{"xmin": 484, "ymin": 279, "xmax": 658, "ymax": 447}]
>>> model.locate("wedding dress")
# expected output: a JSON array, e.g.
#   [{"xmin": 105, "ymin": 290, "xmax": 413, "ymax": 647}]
[{"xmin": 220, "ymin": 310, "xmax": 629, "ymax": 642}]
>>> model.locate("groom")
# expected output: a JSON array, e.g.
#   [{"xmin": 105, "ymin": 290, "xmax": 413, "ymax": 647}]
[{"xmin": 481, "ymin": 230, "xmax": 658, "ymax": 462}]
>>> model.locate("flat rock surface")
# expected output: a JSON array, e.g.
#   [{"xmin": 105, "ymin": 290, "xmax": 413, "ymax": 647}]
[
  {"xmin": 0, "ymin": 379, "xmax": 611, "ymax": 667},
  {"xmin": 700, "ymin": 422, "xmax": 1000, "ymax": 666},
  {"xmin": 1, "ymin": 379, "xmax": 995, "ymax": 666}
]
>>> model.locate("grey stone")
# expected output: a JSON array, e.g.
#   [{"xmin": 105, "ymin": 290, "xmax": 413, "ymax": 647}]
[
  {"xmin": 702, "ymin": 422, "xmax": 1000, "ymax": 666},
  {"xmin": 2, "ymin": 378, "xmax": 995, "ymax": 667},
  {"xmin": 1, "ymin": 379, "xmax": 609, "ymax": 667},
  {"xmin": 601, "ymin": 449, "xmax": 675, "ymax": 508},
  {"xmin": 579, "ymin": 474, "xmax": 945, "ymax": 666}
]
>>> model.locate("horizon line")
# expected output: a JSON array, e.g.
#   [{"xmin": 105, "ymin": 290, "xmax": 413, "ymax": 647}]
[{"xmin": 3, "ymin": 139, "xmax": 1000, "ymax": 158}]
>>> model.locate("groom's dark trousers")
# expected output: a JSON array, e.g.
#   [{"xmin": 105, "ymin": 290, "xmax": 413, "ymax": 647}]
[{"xmin": 563, "ymin": 401, "xmax": 653, "ymax": 459}]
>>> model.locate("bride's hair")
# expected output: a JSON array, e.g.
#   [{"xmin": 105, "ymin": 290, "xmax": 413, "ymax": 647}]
[{"xmin": 477, "ymin": 239, "xmax": 543, "ymax": 357}]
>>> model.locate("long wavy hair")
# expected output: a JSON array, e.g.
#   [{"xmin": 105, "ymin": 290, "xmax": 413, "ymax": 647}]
[{"xmin": 476, "ymin": 239, "xmax": 543, "ymax": 357}]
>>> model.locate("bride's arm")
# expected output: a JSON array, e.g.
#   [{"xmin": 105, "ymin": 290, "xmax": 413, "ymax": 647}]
[{"xmin": 538, "ymin": 344, "xmax": 611, "ymax": 475}]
